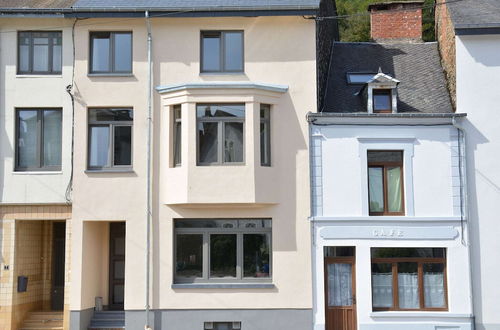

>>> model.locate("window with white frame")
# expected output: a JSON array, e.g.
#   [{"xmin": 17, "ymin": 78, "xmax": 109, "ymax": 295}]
[
  {"xmin": 174, "ymin": 219, "xmax": 271, "ymax": 283},
  {"xmin": 197, "ymin": 104, "xmax": 245, "ymax": 165},
  {"xmin": 88, "ymin": 108, "xmax": 133, "ymax": 170}
]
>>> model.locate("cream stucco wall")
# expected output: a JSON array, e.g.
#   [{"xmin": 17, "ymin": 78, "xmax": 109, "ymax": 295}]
[{"xmin": 69, "ymin": 15, "xmax": 316, "ymax": 312}]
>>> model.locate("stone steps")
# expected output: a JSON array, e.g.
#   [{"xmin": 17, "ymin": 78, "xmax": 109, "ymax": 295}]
[
  {"xmin": 20, "ymin": 311, "xmax": 63, "ymax": 330},
  {"xmin": 88, "ymin": 311, "xmax": 125, "ymax": 330}
]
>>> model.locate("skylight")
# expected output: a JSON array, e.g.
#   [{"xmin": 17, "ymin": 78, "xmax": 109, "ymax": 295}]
[{"xmin": 347, "ymin": 72, "xmax": 376, "ymax": 84}]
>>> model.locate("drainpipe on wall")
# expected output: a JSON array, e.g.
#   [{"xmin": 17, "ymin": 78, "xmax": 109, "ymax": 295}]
[
  {"xmin": 452, "ymin": 117, "xmax": 476, "ymax": 330},
  {"xmin": 145, "ymin": 10, "xmax": 153, "ymax": 330}
]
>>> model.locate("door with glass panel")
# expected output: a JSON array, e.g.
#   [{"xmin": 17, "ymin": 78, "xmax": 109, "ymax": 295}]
[
  {"xmin": 324, "ymin": 247, "xmax": 356, "ymax": 330},
  {"xmin": 109, "ymin": 222, "xmax": 125, "ymax": 310}
]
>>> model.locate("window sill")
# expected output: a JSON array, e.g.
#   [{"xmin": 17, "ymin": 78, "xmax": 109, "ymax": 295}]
[
  {"xmin": 370, "ymin": 312, "xmax": 472, "ymax": 318},
  {"xmin": 85, "ymin": 169, "xmax": 135, "ymax": 174},
  {"xmin": 199, "ymin": 72, "xmax": 245, "ymax": 76},
  {"xmin": 12, "ymin": 171, "xmax": 62, "ymax": 175},
  {"xmin": 87, "ymin": 73, "xmax": 134, "ymax": 77},
  {"xmin": 172, "ymin": 283, "xmax": 274, "ymax": 289},
  {"xmin": 16, "ymin": 74, "xmax": 62, "ymax": 78}
]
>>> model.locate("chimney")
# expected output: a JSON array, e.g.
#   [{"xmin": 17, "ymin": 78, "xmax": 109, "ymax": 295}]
[{"xmin": 368, "ymin": 1, "xmax": 424, "ymax": 42}]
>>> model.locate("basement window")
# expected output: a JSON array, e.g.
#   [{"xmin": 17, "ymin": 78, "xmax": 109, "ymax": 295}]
[{"xmin": 204, "ymin": 322, "xmax": 242, "ymax": 330}]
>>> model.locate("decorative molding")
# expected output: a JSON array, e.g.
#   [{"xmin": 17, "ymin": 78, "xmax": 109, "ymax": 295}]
[
  {"xmin": 320, "ymin": 226, "xmax": 459, "ymax": 240},
  {"xmin": 155, "ymin": 81, "xmax": 289, "ymax": 94}
]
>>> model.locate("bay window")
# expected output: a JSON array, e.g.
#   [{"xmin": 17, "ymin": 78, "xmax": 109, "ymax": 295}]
[
  {"xmin": 175, "ymin": 219, "xmax": 271, "ymax": 283},
  {"xmin": 371, "ymin": 248, "xmax": 447, "ymax": 311}
]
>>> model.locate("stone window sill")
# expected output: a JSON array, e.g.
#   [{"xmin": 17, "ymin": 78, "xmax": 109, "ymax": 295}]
[{"xmin": 172, "ymin": 283, "xmax": 275, "ymax": 289}]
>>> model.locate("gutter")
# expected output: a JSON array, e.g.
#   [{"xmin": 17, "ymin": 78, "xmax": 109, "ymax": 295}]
[{"xmin": 451, "ymin": 117, "xmax": 476, "ymax": 330}]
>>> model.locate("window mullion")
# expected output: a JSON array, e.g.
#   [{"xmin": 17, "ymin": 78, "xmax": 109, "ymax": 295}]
[
  {"xmin": 237, "ymin": 233, "xmax": 243, "ymax": 280},
  {"xmin": 109, "ymin": 124, "xmax": 115, "ymax": 167},
  {"xmin": 219, "ymin": 121, "xmax": 224, "ymax": 164},
  {"xmin": 29, "ymin": 32, "xmax": 34, "ymax": 73},
  {"xmin": 110, "ymin": 33, "xmax": 115, "ymax": 73},
  {"xmin": 392, "ymin": 262, "xmax": 398, "ymax": 310},
  {"xmin": 38, "ymin": 110, "xmax": 43, "ymax": 168},
  {"xmin": 220, "ymin": 32, "xmax": 225, "ymax": 72},
  {"xmin": 203, "ymin": 232, "xmax": 209, "ymax": 280},
  {"xmin": 49, "ymin": 35, "xmax": 53, "ymax": 73},
  {"xmin": 418, "ymin": 262, "xmax": 424, "ymax": 309}
]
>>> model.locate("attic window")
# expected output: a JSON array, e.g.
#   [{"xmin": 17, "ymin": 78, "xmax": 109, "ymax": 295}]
[
  {"xmin": 347, "ymin": 72, "xmax": 376, "ymax": 84},
  {"xmin": 373, "ymin": 89, "xmax": 392, "ymax": 112}
]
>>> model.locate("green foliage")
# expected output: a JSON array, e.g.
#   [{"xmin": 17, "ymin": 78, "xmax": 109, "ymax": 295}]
[{"xmin": 336, "ymin": 0, "xmax": 436, "ymax": 42}]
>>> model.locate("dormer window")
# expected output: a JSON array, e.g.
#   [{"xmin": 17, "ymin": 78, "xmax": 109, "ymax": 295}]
[
  {"xmin": 347, "ymin": 72, "xmax": 376, "ymax": 84},
  {"xmin": 373, "ymin": 89, "xmax": 392, "ymax": 113}
]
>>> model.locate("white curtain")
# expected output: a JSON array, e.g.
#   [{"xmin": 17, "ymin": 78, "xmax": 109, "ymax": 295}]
[
  {"xmin": 328, "ymin": 263, "xmax": 352, "ymax": 307},
  {"xmin": 398, "ymin": 273, "xmax": 419, "ymax": 308},
  {"xmin": 387, "ymin": 167, "xmax": 402, "ymax": 212},
  {"xmin": 424, "ymin": 273, "xmax": 445, "ymax": 308},
  {"xmin": 372, "ymin": 273, "xmax": 393, "ymax": 307}
]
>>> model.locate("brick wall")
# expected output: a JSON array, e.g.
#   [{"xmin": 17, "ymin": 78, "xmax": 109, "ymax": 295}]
[
  {"xmin": 370, "ymin": 2, "xmax": 423, "ymax": 42},
  {"xmin": 435, "ymin": 0, "xmax": 457, "ymax": 109}
]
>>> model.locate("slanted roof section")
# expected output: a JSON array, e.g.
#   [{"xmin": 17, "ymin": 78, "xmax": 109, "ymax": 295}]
[
  {"xmin": 72, "ymin": 0, "xmax": 320, "ymax": 11},
  {"xmin": 447, "ymin": 0, "xmax": 500, "ymax": 33},
  {"xmin": 368, "ymin": 72, "xmax": 400, "ymax": 84},
  {"xmin": 323, "ymin": 42, "xmax": 453, "ymax": 113},
  {"xmin": 0, "ymin": 0, "xmax": 76, "ymax": 8}
]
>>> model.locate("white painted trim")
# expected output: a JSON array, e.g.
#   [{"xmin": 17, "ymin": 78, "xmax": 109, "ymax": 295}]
[
  {"xmin": 155, "ymin": 81, "xmax": 289, "ymax": 94},
  {"xmin": 370, "ymin": 312, "xmax": 473, "ymax": 318},
  {"xmin": 358, "ymin": 137, "xmax": 416, "ymax": 216},
  {"xmin": 310, "ymin": 216, "xmax": 463, "ymax": 222}
]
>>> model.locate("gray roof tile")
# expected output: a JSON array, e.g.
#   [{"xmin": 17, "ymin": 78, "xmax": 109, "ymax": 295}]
[
  {"xmin": 447, "ymin": 0, "xmax": 500, "ymax": 29},
  {"xmin": 323, "ymin": 42, "xmax": 453, "ymax": 113},
  {"xmin": 0, "ymin": 0, "xmax": 76, "ymax": 8}
]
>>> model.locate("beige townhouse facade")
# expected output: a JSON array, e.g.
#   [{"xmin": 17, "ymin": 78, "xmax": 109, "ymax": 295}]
[{"xmin": 0, "ymin": 1, "xmax": 337, "ymax": 329}]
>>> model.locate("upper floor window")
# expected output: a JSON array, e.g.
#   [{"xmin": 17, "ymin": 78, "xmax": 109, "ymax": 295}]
[
  {"xmin": 201, "ymin": 31, "xmax": 243, "ymax": 73},
  {"xmin": 260, "ymin": 104, "xmax": 271, "ymax": 166},
  {"xmin": 368, "ymin": 150, "xmax": 404, "ymax": 215},
  {"xmin": 371, "ymin": 248, "xmax": 447, "ymax": 311},
  {"xmin": 18, "ymin": 31, "xmax": 62, "ymax": 74},
  {"xmin": 197, "ymin": 104, "xmax": 245, "ymax": 165},
  {"xmin": 90, "ymin": 32, "xmax": 132, "ymax": 74},
  {"xmin": 175, "ymin": 219, "xmax": 271, "ymax": 283},
  {"xmin": 88, "ymin": 108, "xmax": 133, "ymax": 170},
  {"xmin": 173, "ymin": 105, "xmax": 182, "ymax": 167},
  {"xmin": 16, "ymin": 108, "xmax": 62, "ymax": 171},
  {"xmin": 373, "ymin": 89, "xmax": 392, "ymax": 113}
]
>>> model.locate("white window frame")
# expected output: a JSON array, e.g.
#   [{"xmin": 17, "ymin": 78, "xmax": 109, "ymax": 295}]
[{"xmin": 358, "ymin": 137, "xmax": 415, "ymax": 216}]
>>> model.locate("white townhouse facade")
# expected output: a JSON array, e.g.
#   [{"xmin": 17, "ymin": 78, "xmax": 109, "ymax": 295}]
[
  {"xmin": 0, "ymin": 0, "xmax": 338, "ymax": 329},
  {"xmin": 309, "ymin": 3, "xmax": 474, "ymax": 330},
  {"xmin": 436, "ymin": 1, "xmax": 500, "ymax": 329}
]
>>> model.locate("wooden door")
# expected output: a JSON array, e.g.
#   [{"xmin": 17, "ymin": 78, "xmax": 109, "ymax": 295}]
[
  {"xmin": 51, "ymin": 222, "xmax": 66, "ymax": 310},
  {"xmin": 109, "ymin": 222, "xmax": 125, "ymax": 310},
  {"xmin": 325, "ymin": 256, "xmax": 357, "ymax": 330}
]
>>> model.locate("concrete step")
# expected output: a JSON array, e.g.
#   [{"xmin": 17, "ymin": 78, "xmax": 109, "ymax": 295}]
[{"xmin": 88, "ymin": 311, "xmax": 125, "ymax": 330}]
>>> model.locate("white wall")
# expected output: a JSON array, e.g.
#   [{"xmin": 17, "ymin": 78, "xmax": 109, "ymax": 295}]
[
  {"xmin": 0, "ymin": 18, "xmax": 74, "ymax": 204},
  {"xmin": 456, "ymin": 34, "xmax": 500, "ymax": 329}
]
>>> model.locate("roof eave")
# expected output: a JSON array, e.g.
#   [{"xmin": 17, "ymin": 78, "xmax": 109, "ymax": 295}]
[{"xmin": 307, "ymin": 112, "xmax": 466, "ymax": 125}]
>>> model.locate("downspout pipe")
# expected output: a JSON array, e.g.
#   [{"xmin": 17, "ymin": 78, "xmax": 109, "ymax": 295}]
[
  {"xmin": 145, "ymin": 10, "xmax": 153, "ymax": 330},
  {"xmin": 452, "ymin": 117, "xmax": 476, "ymax": 330}
]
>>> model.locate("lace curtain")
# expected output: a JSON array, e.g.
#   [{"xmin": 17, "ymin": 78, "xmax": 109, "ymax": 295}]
[{"xmin": 327, "ymin": 263, "xmax": 352, "ymax": 307}]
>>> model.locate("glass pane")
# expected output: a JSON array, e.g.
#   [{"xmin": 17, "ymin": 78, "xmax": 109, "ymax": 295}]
[
  {"xmin": 243, "ymin": 234, "xmax": 270, "ymax": 278},
  {"xmin": 114, "ymin": 260, "xmax": 125, "ymax": 280},
  {"xmin": 19, "ymin": 45, "xmax": 30, "ymax": 72},
  {"xmin": 176, "ymin": 234, "xmax": 203, "ymax": 278},
  {"xmin": 17, "ymin": 110, "xmax": 38, "ymax": 168},
  {"xmin": 372, "ymin": 248, "xmax": 445, "ymax": 259},
  {"xmin": 327, "ymin": 263, "xmax": 353, "ymax": 306},
  {"xmin": 89, "ymin": 109, "xmax": 133, "ymax": 122},
  {"xmin": 113, "ymin": 284, "xmax": 124, "ymax": 303},
  {"xmin": 53, "ymin": 45, "xmax": 62, "ymax": 72},
  {"xmin": 373, "ymin": 91, "xmax": 391, "ymax": 111},
  {"xmin": 324, "ymin": 247, "xmax": 355, "ymax": 257},
  {"xmin": 347, "ymin": 73, "xmax": 376, "ymax": 84},
  {"xmin": 224, "ymin": 32, "xmax": 243, "ymax": 71},
  {"xmin": 197, "ymin": 104, "xmax": 245, "ymax": 118},
  {"xmin": 198, "ymin": 122, "xmax": 218, "ymax": 163},
  {"xmin": 372, "ymin": 263, "xmax": 393, "ymax": 308},
  {"xmin": 424, "ymin": 263, "xmax": 445, "ymax": 308},
  {"xmin": 260, "ymin": 122, "xmax": 270, "ymax": 166},
  {"xmin": 398, "ymin": 262, "xmax": 419, "ymax": 309},
  {"xmin": 202, "ymin": 34, "xmax": 221, "ymax": 71},
  {"xmin": 42, "ymin": 110, "xmax": 62, "ymax": 166},
  {"xmin": 33, "ymin": 44, "xmax": 49, "ymax": 72},
  {"xmin": 114, "ymin": 33, "xmax": 132, "ymax": 72},
  {"xmin": 174, "ymin": 122, "xmax": 181, "ymax": 166},
  {"xmin": 367, "ymin": 151, "xmax": 402, "ymax": 163},
  {"xmin": 210, "ymin": 234, "xmax": 236, "ymax": 278},
  {"xmin": 114, "ymin": 237, "xmax": 125, "ymax": 255},
  {"xmin": 89, "ymin": 126, "xmax": 109, "ymax": 167},
  {"xmin": 114, "ymin": 126, "xmax": 132, "ymax": 166},
  {"xmin": 213, "ymin": 323, "xmax": 232, "ymax": 330},
  {"xmin": 387, "ymin": 166, "xmax": 403, "ymax": 212},
  {"xmin": 369, "ymin": 167, "xmax": 384, "ymax": 212},
  {"xmin": 91, "ymin": 33, "xmax": 110, "ymax": 72},
  {"xmin": 175, "ymin": 219, "xmax": 271, "ymax": 229},
  {"xmin": 224, "ymin": 122, "xmax": 243, "ymax": 163}
]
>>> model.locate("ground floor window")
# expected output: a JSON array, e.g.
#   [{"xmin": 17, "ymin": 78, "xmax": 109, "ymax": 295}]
[
  {"xmin": 371, "ymin": 248, "xmax": 447, "ymax": 311},
  {"xmin": 175, "ymin": 219, "xmax": 271, "ymax": 283}
]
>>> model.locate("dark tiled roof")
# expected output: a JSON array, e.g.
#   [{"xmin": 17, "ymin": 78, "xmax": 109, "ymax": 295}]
[
  {"xmin": 0, "ymin": 0, "xmax": 76, "ymax": 8},
  {"xmin": 323, "ymin": 42, "xmax": 453, "ymax": 113},
  {"xmin": 447, "ymin": 0, "xmax": 500, "ymax": 29},
  {"xmin": 72, "ymin": 0, "xmax": 320, "ymax": 10}
]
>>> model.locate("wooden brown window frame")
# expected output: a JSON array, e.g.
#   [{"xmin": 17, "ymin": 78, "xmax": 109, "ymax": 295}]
[
  {"xmin": 368, "ymin": 151, "xmax": 405, "ymax": 216},
  {"xmin": 371, "ymin": 257, "xmax": 448, "ymax": 312},
  {"xmin": 373, "ymin": 89, "xmax": 392, "ymax": 113}
]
